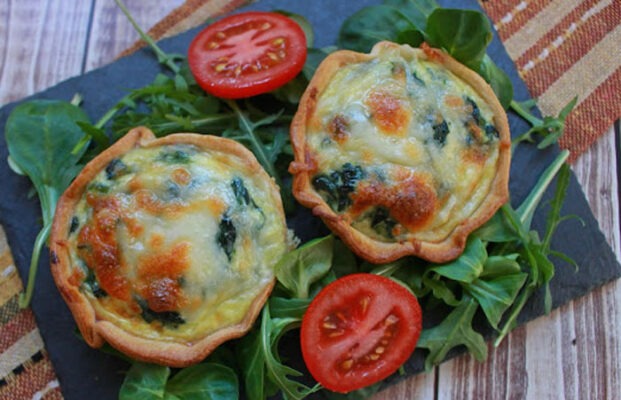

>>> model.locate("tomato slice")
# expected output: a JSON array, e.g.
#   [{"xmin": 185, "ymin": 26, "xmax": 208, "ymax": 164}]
[
  {"xmin": 300, "ymin": 273, "xmax": 422, "ymax": 393},
  {"xmin": 188, "ymin": 11, "xmax": 307, "ymax": 99}
]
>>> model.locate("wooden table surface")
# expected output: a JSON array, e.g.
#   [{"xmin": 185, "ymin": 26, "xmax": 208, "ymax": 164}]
[{"xmin": 1, "ymin": 1, "xmax": 619, "ymax": 399}]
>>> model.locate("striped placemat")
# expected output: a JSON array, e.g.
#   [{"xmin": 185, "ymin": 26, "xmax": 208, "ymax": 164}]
[
  {"xmin": 481, "ymin": 0, "xmax": 620, "ymax": 162},
  {"xmin": 1, "ymin": 0, "xmax": 619, "ymax": 398},
  {"xmin": 0, "ymin": 227, "xmax": 61, "ymax": 399}
]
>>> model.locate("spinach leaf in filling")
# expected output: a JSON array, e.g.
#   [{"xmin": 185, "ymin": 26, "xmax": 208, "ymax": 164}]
[
  {"xmin": 312, "ymin": 163, "xmax": 365, "ymax": 212},
  {"xmin": 157, "ymin": 148, "xmax": 192, "ymax": 164},
  {"xmin": 432, "ymin": 119, "xmax": 450, "ymax": 146},
  {"xmin": 83, "ymin": 268, "xmax": 107, "ymax": 298},
  {"xmin": 465, "ymin": 96, "xmax": 498, "ymax": 143},
  {"xmin": 87, "ymin": 182, "xmax": 110, "ymax": 194},
  {"xmin": 217, "ymin": 211, "xmax": 237, "ymax": 261},
  {"xmin": 105, "ymin": 158, "xmax": 129, "ymax": 180},
  {"xmin": 411, "ymin": 71, "xmax": 426, "ymax": 86},
  {"xmin": 136, "ymin": 297, "xmax": 185, "ymax": 328},
  {"xmin": 231, "ymin": 177, "xmax": 258, "ymax": 209},
  {"xmin": 69, "ymin": 216, "xmax": 80, "ymax": 234},
  {"xmin": 369, "ymin": 206, "xmax": 398, "ymax": 239}
]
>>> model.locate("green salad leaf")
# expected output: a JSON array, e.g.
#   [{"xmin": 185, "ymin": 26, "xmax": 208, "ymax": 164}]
[
  {"xmin": 119, "ymin": 362, "xmax": 238, "ymax": 400},
  {"xmin": 426, "ymin": 8, "xmax": 492, "ymax": 70},
  {"xmin": 5, "ymin": 99, "xmax": 91, "ymax": 307},
  {"xmin": 119, "ymin": 362, "xmax": 170, "ymax": 400},
  {"xmin": 338, "ymin": 5, "xmax": 423, "ymax": 52},
  {"xmin": 275, "ymin": 235, "xmax": 334, "ymax": 298},
  {"xmin": 417, "ymin": 297, "xmax": 487, "ymax": 371}
]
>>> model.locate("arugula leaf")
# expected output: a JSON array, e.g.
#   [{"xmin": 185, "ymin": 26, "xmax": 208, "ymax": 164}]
[
  {"xmin": 516, "ymin": 150, "xmax": 570, "ymax": 230},
  {"xmin": 473, "ymin": 208, "xmax": 521, "ymax": 243},
  {"xmin": 467, "ymin": 269, "xmax": 527, "ymax": 329},
  {"xmin": 269, "ymin": 297, "xmax": 311, "ymax": 320},
  {"xmin": 431, "ymin": 238, "xmax": 486, "ymax": 283},
  {"xmin": 421, "ymin": 274, "xmax": 461, "ymax": 307},
  {"xmin": 417, "ymin": 297, "xmax": 487, "ymax": 371},
  {"xmin": 511, "ymin": 97, "xmax": 578, "ymax": 150},
  {"xmin": 260, "ymin": 307, "xmax": 320, "ymax": 400},
  {"xmin": 237, "ymin": 328, "xmax": 275, "ymax": 400},
  {"xmin": 5, "ymin": 99, "xmax": 91, "ymax": 307},
  {"xmin": 494, "ymin": 151, "xmax": 573, "ymax": 344}
]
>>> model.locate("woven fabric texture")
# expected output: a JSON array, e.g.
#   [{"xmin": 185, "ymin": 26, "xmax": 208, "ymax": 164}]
[
  {"xmin": 481, "ymin": 0, "xmax": 620, "ymax": 162},
  {"xmin": 0, "ymin": 227, "xmax": 62, "ymax": 400}
]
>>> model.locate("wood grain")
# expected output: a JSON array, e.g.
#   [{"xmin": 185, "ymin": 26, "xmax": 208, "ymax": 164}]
[
  {"xmin": 86, "ymin": 0, "xmax": 185, "ymax": 72},
  {"xmin": 0, "ymin": 0, "xmax": 91, "ymax": 105},
  {"xmin": 0, "ymin": 1, "xmax": 619, "ymax": 399}
]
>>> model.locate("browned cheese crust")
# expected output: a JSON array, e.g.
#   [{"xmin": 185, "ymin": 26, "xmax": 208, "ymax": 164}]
[
  {"xmin": 50, "ymin": 127, "xmax": 287, "ymax": 367},
  {"xmin": 290, "ymin": 41, "xmax": 511, "ymax": 263}
]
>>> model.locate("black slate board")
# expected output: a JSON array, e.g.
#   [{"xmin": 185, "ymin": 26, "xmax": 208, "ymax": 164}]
[{"xmin": 0, "ymin": 0, "xmax": 619, "ymax": 399}]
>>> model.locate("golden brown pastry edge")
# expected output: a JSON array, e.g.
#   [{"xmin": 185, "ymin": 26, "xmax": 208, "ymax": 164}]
[
  {"xmin": 289, "ymin": 41, "xmax": 511, "ymax": 264},
  {"xmin": 50, "ymin": 126, "xmax": 285, "ymax": 367}
]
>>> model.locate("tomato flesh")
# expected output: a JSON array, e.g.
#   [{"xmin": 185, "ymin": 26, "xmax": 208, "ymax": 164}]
[
  {"xmin": 188, "ymin": 12, "xmax": 307, "ymax": 99},
  {"xmin": 301, "ymin": 273, "xmax": 422, "ymax": 393}
]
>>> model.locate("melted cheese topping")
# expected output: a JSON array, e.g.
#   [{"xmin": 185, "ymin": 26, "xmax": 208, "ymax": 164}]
[
  {"xmin": 67, "ymin": 144, "xmax": 287, "ymax": 342},
  {"xmin": 307, "ymin": 46, "xmax": 502, "ymax": 243}
]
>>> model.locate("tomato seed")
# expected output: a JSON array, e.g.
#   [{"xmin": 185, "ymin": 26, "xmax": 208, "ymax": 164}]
[
  {"xmin": 207, "ymin": 42, "xmax": 219, "ymax": 49},
  {"xmin": 272, "ymin": 37, "xmax": 285, "ymax": 46},
  {"xmin": 216, "ymin": 31, "xmax": 226, "ymax": 39},
  {"xmin": 267, "ymin": 52, "xmax": 279, "ymax": 61},
  {"xmin": 359, "ymin": 296, "xmax": 370, "ymax": 314},
  {"xmin": 369, "ymin": 354, "xmax": 380, "ymax": 361},
  {"xmin": 328, "ymin": 329, "xmax": 344, "ymax": 337},
  {"xmin": 375, "ymin": 346, "xmax": 385, "ymax": 354},
  {"xmin": 214, "ymin": 63, "xmax": 227, "ymax": 72},
  {"xmin": 385, "ymin": 314, "xmax": 399, "ymax": 326},
  {"xmin": 261, "ymin": 22, "xmax": 272, "ymax": 30},
  {"xmin": 341, "ymin": 359, "xmax": 354, "ymax": 370},
  {"xmin": 322, "ymin": 321, "xmax": 337, "ymax": 330}
]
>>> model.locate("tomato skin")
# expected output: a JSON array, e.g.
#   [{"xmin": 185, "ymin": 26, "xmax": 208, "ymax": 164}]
[
  {"xmin": 188, "ymin": 11, "xmax": 307, "ymax": 99},
  {"xmin": 300, "ymin": 273, "xmax": 422, "ymax": 393}
]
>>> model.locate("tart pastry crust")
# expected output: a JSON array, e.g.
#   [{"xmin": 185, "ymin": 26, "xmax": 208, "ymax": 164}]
[
  {"xmin": 50, "ymin": 127, "xmax": 287, "ymax": 367},
  {"xmin": 290, "ymin": 42, "xmax": 511, "ymax": 263}
]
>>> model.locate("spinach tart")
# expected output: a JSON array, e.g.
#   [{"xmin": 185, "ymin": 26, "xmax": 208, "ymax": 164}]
[
  {"xmin": 290, "ymin": 41, "xmax": 511, "ymax": 264},
  {"xmin": 50, "ymin": 127, "xmax": 289, "ymax": 367}
]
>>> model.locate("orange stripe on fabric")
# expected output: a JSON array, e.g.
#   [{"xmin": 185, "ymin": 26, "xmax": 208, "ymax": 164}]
[
  {"xmin": 0, "ymin": 308, "xmax": 37, "ymax": 354},
  {"xmin": 560, "ymin": 67, "xmax": 621, "ymax": 162},
  {"xmin": 0, "ymin": 357, "xmax": 57, "ymax": 400},
  {"xmin": 517, "ymin": 0, "xmax": 617, "ymax": 92}
]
